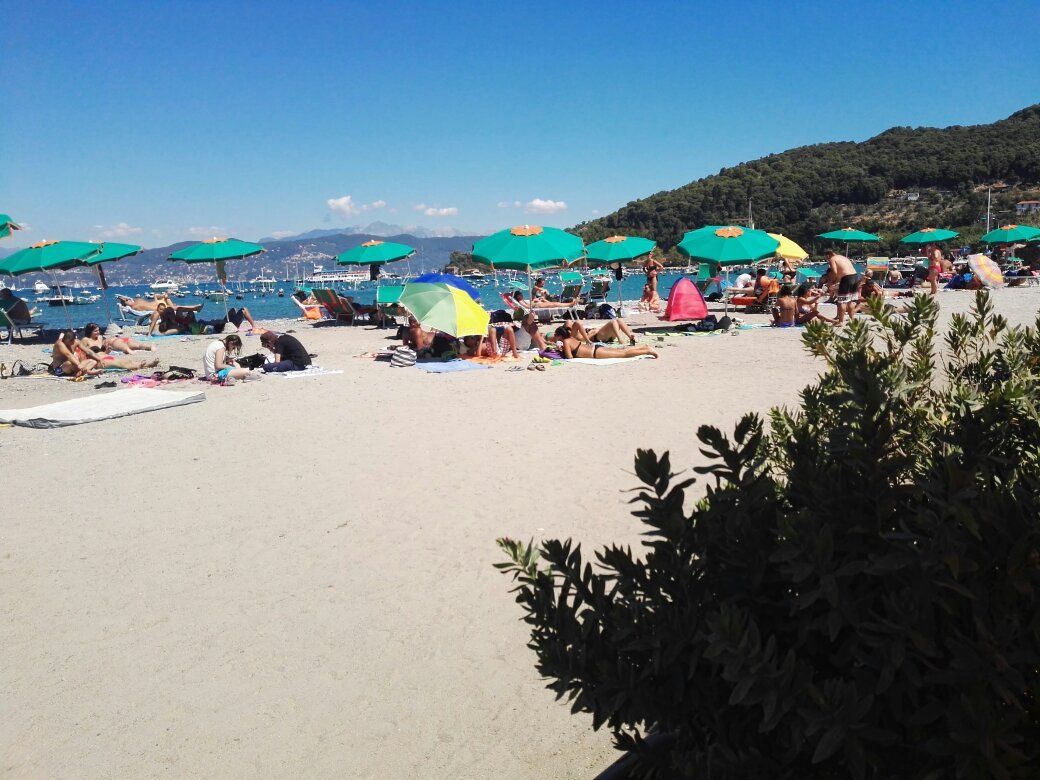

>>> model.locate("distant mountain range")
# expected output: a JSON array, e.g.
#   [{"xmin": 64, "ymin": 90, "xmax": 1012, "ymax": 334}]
[
  {"xmin": 1, "ymin": 232, "xmax": 483, "ymax": 287},
  {"xmin": 258, "ymin": 221, "xmax": 469, "ymax": 243}
]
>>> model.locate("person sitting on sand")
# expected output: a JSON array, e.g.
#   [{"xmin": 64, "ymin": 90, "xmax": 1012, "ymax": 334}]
[
  {"xmin": 80, "ymin": 322, "xmax": 155, "ymax": 354},
  {"xmin": 824, "ymin": 249, "xmax": 859, "ymax": 324},
  {"xmin": 50, "ymin": 330, "xmax": 159, "ymax": 377},
  {"xmin": 639, "ymin": 283, "xmax": 661, "ymax": 313},
  {"xmin": 886, "ymin": 268, "xmax": 904, "ymax": 287},
  {"xmin": 0, "ymin": 288, "xmax": 32, "ymax": 324},
  {"xmin": 563, "ymin": 317, "xmax": 638, "ymax": 346},
  {"xmin": 515, "ymin": 312, "xmax": 548, "ymax": 352},
  {"xmin": 551, "ymin": 326, "xmax": 657, "ymax": 360},
  {"xmin": 259, "ymin": 330, "xmax": 311, "ymax": 373},
  {"xmin": 203, "ymin": 334, "xmax": 258, "ymax": 383},
  {"xmin": 212, "ymin": 307, "xmax": 256, "ymax": 333},
  {"xmin": 793, "ymin": 283, "xmax": 836, "ymax": 324},
  {"xmin": 147, "ymin": 302, "xmax": 197, "ymax": 336},
  {"xmin": 459, "ymin": 324, "xmax": 519, "ymax": 360}
]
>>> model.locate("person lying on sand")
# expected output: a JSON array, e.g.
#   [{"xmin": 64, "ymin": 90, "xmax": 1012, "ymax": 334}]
[
  {"xmin": 552, "ymin": 326, "xmax": 657, "ymax": 360},
  {"xmin": 51, "ymin": 330, "xmax": 159, "ymax": 377},
  {"xmin": 147, "ymin": 302, "xmax": 197, "ymax": 336},
  {"xmin": 81, "ymin": 322, "xmax": 155, "ymax": 353},
  {"xmin": 563, "ymin": 318, "xmax": 638, "ymax": 346}
]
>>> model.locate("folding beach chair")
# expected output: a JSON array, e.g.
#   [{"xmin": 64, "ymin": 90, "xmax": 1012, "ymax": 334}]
[
  {"xmin": 375, "ymin": 285, "xmax": 406, "ymax": 328},
  {"xmin": 588, "ymin": 277, "xmax": 611, "ymax": 302},
  {"xmin": 865, "ymin": 257, "xmax": 890, "ymax": 281},
  {"xmin": 289, "ymin": 295, "xmax": 327, "ymax": 321},
  {"xmin": 117, "ymin": 302, "xmax": 155, "ymax": 326},
  {"xmin": 498, "ymin": 292, "xmax": 577, "ymax": 323},
  {"xmin": 312, "ymin": 288, "xmax": 361, "ymax": 323},
  {"xmin": 558, "ymin": 271, "xmax": 585, "ymax": 302},
  {"xmin": 1, "ymin": 308, "xmax": 45, "ymax": 344}
]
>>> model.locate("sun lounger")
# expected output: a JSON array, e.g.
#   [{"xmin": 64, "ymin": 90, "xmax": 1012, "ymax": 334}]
[
  {"xmin": 312, "ymin": 288, "xmax": 369, "ymax": 324},
  {"xmin": 117, "ymin": 302, "xmax": 155, "ymax": 326},
  {"xmin": 588, "ymin": 277, "xmax": 611, "ymax": 302},
  {"xmin": 498, "ymin": 292, "xmax": 578, "ymax": 323},
  {"xmin": 290, "ymin": 295, "xmax": 327, "ymax": 321},
  {"xmin": 1, "ymin": 307, "xmax": 45, "ymax": 344},
  {"xmin": 558, "ymin": 271, "xmax": 585, "ymax": 302}
]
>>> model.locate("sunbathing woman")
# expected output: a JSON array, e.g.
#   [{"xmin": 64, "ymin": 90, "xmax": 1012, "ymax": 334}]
[
  {"xmin": 512, "ymin": 291, "xmax": 578, "ymax": 309},
  {"xmin": 80, "ymin": 322, "xmax": 155, "ymax": 354},
  {"xmin": 564, "ymin": 318, "xmax": 638, "ymax": 346},
  {"xmin": 116, "ymin": 294, "xmax": 203, "ymax": 313},
  {"xmin": 51, "ymin": 331, "xmax": 158, "ymax": 377},
  {"xmin": 552, "ymin": 327, "xmax": 657, "ymax": 360}
]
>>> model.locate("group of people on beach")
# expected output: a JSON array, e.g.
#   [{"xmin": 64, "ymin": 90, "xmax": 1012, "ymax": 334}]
[{"xmin": 115, "ymin": 294, "xmax": 258, "ymax": 337}]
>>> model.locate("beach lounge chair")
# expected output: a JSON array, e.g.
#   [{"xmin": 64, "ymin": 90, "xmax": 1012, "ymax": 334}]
[
  {"xmin": 865, "ymin": 257, "xmax": 890, "ymax": 281},
  {"xmin": 376, "ymin": 286, "xmax": 406, "ymax": 328},
  {"xmin": 588, "ymin": 277, "xmax": 611, "ymax": 302},
  {"xmin": 498, "ymin": 292, "xmax": 578, "ymax": 323},
  {"xmin": 1, "ymin": 307, "xmax": 44, "ymax": 344},
  {"xmin": 558, "ymin": 271, "xmax": 585, "ymax": 302},
  {"xmin": 290, "ymin": 295, "xmax": 327, "ymax": 321},
  {"xmin": 312, "ymin": 288, "xmax": 365, "ymax": 324},
  {"xmin": 117, "ymin": 302, "xmax": 155, "ymax": 326}
]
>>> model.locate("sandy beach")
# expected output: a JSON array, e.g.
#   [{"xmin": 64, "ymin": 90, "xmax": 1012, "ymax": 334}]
[{"xmin": 2, "ymin": 288, "xmax": 1038, "ymax": 778}]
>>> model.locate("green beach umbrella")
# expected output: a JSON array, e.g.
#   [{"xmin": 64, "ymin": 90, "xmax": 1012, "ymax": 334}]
[
  {"xmin": 0, "ymin": 240, "xmax": 101, "ymax": 329},
  {"xmin": 337, "ymin": 239, "xmax": 415, "ymax": 265},
  {"xmin": 677, "ymin": 225, "xmax": 780, "ymax": 266},
  {"xmin": 472, "ymin": 225, "xmax": 584, "ymax": 271},
  {"xmin": 585, "ymin": 235, "xmax": 657, "ymax": 311},
  {"xmin": 980, "ymin": 224, "xmax": 1040, "ymax": 244},
  {"xmin": 0, "ymin": 214, "xmax": 22, "ymax": 239},
  {"xmin": 169, "ymin": 237, "xmax": 264, "ymax": 318},
  {"xmin": 817, "ymin": 227, "xmax": 880, "ymax": 243},
  {"xmin": 900, "ymin": 228, "xmax": 959, "ymax": 245},
  {"xmin": 0, "ymin": 239, "xmax": 100, "ymax": 276}
]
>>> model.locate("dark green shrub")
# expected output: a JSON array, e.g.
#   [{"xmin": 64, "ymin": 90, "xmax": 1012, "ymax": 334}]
[{"xmin": 498, "ymin": 292, "xmax": 1040, "ymax": 778}]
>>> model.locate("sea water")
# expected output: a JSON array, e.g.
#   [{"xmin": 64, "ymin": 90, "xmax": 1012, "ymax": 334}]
[{"xmin": 14, "ymin": 266, "xmax": 838, "ymax": 331}]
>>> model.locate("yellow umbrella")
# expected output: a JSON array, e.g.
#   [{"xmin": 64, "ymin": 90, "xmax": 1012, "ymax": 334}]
[
  {"xmin": 399, "ymin": 282, "xmax": 490, "ymax": 337},
  {"xmin": 767, "ymin": 233, "xmax": 808, "ymax": 262},
  {"xmin": 967, "ymin": 254, "xmax": 1003, "ymax": 289}
]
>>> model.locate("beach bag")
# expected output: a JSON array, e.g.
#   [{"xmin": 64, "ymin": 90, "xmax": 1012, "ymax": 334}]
[
  {"xmin": 391, "ymin": 347, "xmax": 417, "ymax": 367},
  {"xmin": 162, "ymin": 366, "xmax": 197, "ymax": 380},
  {"xmin": 236, "ymin": 353, "xmax": 267, "ymax": 370},
  {"xmin": 598, "ymin": 303, "xmax": 618, "ymax": 320}
]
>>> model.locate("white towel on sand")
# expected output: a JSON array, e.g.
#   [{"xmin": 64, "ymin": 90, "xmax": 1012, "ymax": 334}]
[
  {"xmin": 0, "ymin": 388, "xmax": 205, "ymax": 428},
  {"xmin": 275, "ymin": 366, "xmax": 343, "ymax": 379}
]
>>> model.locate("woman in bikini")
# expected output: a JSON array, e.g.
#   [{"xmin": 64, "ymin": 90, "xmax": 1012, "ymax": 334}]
[
  {"xmin": 644, "ymin": 255, "xmax": 664, "ymax": 295},
  {"xmin": 81, "ymin": 322, "xmax": 155, "ymax": 354},
  {"xmin": 552, "ymin": 327, "xmax": 657, "ymax": 360},
  {"xmin": 926, "ymin": 244, "xmax": 943, "ymax": 296},
  {"xmin": 61, "ymin": 329, "xmax": 159, "ymax": 374},
  {"xmin": 563, "ymin": 318, "xmax": 638, "ymax": 346}
]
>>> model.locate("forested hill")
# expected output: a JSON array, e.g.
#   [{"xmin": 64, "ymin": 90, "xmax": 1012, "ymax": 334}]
[{"xmin": 576, "ymin": 105, "xmax": 1040, "ymax": 252}]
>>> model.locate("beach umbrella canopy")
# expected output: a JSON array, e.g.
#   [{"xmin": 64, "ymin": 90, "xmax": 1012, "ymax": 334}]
[
  {"xmin": 81, "ymin": 242, "xmax": 142, "ymax": 265},
  {"xmin": 399, "ymin": 281, "xmax": 489, "ymax": 337},
  {"xmin": 584, "ymin": 235, "xmax": 656, "ymax": 264},
  {"xmin": 0, "ymin": 214, "xmax": 22, "ymax": 239},
  {"xmin": 677, "ymin": 225, "xmax": 780, "ymax": 266},
  {"xmin": 412, "ymin": 272, "xmax": 480, "ymax": 300},
  {"xmin": 967, "ymin": 253, "xmax": 1004, "ymax": 288},
  {"xmin": 767, "ymin": 232, "xmax": 808, "ymax": 261},
  {"xmin": 817, "ymin": 227, "xmax": 880, "ymax": 243},
  {"xmin": 0, "ymin": 240, "xmax": 100, "ymax": 276},
  {"xmin": 168, "ymin": 237, "xmax": 264, "ymax": 263},
  {"xmin": 337, "ymin": 239, "xmax": 415, "ymax": 265},
  {"xmin": 900, "ymin": 228, "xmax": 960, "ymax": 245},
  {"xmin": 980, "ymin": 224, "xmax": 1040, "ymax": 244},
  {"xmin": 472, "ymin": 225, "xmax": 584, "ymax": 271}
]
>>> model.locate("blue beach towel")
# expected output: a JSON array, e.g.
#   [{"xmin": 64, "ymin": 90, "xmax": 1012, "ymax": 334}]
[{"xmin": 418, "ymin": 360, "xmax": 490, "ymax": 373}]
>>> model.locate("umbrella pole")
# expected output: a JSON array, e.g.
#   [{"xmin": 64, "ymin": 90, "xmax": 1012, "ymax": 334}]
[
  {"xmin": 50, "ymin": 271, "xmax": 73, "ymax": 331},
  {"xmin": 95, "ymin": 266, "xmax": 113, "ymax": 324},
  {"xmin": 217, "ymin": 269, "xmax": 230, "ymax": 322}
]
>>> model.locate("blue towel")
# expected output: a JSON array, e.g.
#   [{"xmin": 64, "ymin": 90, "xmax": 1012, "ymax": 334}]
[{"xmin": 418, "ymin": 360, "xmax": 490, "ymax": 373}]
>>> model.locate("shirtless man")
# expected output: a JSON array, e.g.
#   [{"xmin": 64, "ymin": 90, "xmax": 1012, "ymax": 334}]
[
  {"xmin": 824, "ymin": 249, "xmax": 859, "ymax": 324},
  {"xmin": 552, "ymin": 327, "xmax": 657, "ymax": 360},
  {"xmin": 116, "ymin": 293, "xmax": 202, "ymax": 313}
]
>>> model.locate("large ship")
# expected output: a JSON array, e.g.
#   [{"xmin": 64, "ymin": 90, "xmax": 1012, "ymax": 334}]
[{"xmin": 301, "ymin": 264, "xmax": 369, "ymax": 286}]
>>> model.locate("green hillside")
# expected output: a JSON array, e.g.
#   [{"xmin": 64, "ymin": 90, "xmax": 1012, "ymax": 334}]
[{"xmin": 576, "ymin": 105, "xmax": 1040, "ymax": 254}]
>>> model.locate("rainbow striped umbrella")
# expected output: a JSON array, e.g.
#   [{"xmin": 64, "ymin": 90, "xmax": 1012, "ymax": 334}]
[{"xmin": 967, "ymin": 254, "xmax": 1003, "ymax": 288}]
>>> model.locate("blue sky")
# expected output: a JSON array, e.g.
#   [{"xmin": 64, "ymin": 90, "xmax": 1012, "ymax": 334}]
[{"xmin": 4, "ymin": 0, "xmax": 1038, "ymax": 247}]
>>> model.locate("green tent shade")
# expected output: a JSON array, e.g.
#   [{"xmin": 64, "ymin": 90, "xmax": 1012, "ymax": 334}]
[
  {"xmin": 0, "ymin": 214, "xmax": 21, "ymax": 239},
  {"xmin": 0, "ymin": 240, "xmax": 100, "ymax": 276},
  {"xmin": 817, "ymin": 228, "xmax": 880, "ymax": 242},
  {"xmin": 585, "ymin": 235, "xmax": 656, "ymax": 264},
  {"xmin": 677, "ymin": 225, "xmax": 780, "ymax": 266},
  {"xmin": 900, "ymin": 228, "xmax": 959, "ymax": 244},
  {"xmin": 472, "ymin": 225, "xmax": 584, "ymax": 271},
  {"xmin": 168, "ymin": 238, "xmax": 264, "ymax": 263},
  {"xmin": 81, "ymin": 242, "xmax": 142, "ymax": 264},
  {"xmin": 980, "ymin": 224, "xmax": 1040, "ymax": 244},
  {"xmin": 337, "ymin": 240, "xmax": 415, "ymax": 265}
]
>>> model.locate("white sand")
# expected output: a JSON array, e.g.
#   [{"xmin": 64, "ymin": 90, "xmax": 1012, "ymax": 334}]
[{"xmin": 2, "ymin": 289, "xmax": 1037, "ymax": 778}]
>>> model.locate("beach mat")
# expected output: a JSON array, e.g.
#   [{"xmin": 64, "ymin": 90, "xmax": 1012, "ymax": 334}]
[
  {"xmin": 565, "ymin": 355, "xmax": 654, "ymax": 366},
  {"xmin": 274, "ymin": 366, "xmax": 343, "ymax": 379},
  {"xmin": 0, "ymin": 387, "xmax": 205, "ymax": 429},
  {"xmin": 418, "ymin": 361, "xmax": 490, "ymax": 373}
]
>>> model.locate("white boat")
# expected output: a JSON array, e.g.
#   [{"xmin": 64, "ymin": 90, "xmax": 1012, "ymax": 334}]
[
  {"xmin": 33, "ymin": 280, "xmax": 50, "ymax": 295},
  {"xmin": 302, "ymin": 264, "xmax": 368, "ymax": 286},
  {"xmin": 150, "ymin": 278, "xmax": 180, "ymax": 291},
  {"xmin": 459, "ymin": 269, "xmax": 490, "ymax": 284}
]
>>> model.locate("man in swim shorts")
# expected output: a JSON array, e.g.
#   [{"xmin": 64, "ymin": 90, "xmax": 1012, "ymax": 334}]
[{"xmin": 825, "ymin": 249, "xmax": 859, "ymax": 324}]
